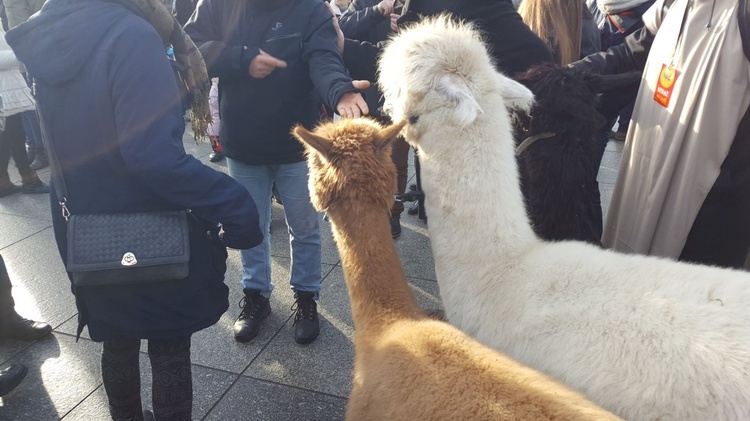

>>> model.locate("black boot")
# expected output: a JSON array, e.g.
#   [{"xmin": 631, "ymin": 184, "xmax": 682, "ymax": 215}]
[
  {"xmin": 0, "ymin": 311, "xmax": 52, "ymax": 340},
  {"xmin": 20, "ymin": 173, "xmax": 50, "ymax": 195},
  {"xmin": 292, "ymin": 291, "xmax": 319, "ymax": 345},
  {"xmin": 0, "ymin": 364, "xmax": 27, "ymax": 396},
  {"xmin": 390, "ymin": 215, "xmax": 402, "ymax": 239},
  {"xmin": 233, "ymin": 289, "xmax": 271, "ymax": 342}
]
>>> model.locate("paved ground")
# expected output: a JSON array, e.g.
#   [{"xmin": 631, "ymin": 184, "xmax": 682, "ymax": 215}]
[{"xmin": 0, "ymin": 128, "xmax": 624, "ymax": 421}]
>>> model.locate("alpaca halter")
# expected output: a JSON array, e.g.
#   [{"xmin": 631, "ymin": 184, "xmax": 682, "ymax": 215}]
[{"xmin": 515, "ymin": 132, "xmax": 556, "ymax": 155}]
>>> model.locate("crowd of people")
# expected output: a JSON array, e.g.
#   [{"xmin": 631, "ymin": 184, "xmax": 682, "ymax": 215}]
[{"xmin": 0, "ymin": 0, "xmax": 748, "ymax": 418}]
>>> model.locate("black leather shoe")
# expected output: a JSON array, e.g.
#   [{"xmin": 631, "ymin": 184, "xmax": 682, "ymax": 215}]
[
  {"xmin": 209, "ymin": 150, "xmax": 224, "ymax": 162},
  {"xmin": 0, "ymin": 364, "xmax": 27, "ymax": 396},
  {"xmin": 0, "ymin": 312, "xmax": 52, "ymax": 340},
  {"xmin": 233, "ymin": 289, "xmax": 271, "ymax": 342},
  {"xmin": 292, "ymin": 291, "xmax": 319, "ymax": 345},
  {"xmin": 390, "ymin": 216, "xmax": 402, "ymax": 239}
]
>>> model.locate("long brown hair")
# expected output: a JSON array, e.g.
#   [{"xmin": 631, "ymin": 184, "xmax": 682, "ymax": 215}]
[{"xmin": 518, "ymin": 0, "xmax": 583, "ymax": 66}]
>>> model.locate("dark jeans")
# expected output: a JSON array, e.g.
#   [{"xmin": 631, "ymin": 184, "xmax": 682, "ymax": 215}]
[
  {"xmin": 21, "ymin": 110, "xmax": 43, "ymax": 154},
  {"xmin": 390, "ymin": 136, "xmax": 410, "ymax": 216},
  {"xmin": 0, "ymin": 254, "xmax": 15, "ymax": 317},
  {"xmin": 0, "ymin": 113, "xmax": 33, "ymax": 179},
  {"xmin": 102, "ymin": 337, "xmax": 193, "ymax": 421}
]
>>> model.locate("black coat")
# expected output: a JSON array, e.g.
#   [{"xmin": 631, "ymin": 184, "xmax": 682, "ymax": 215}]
[
  {"xmin": 343, "ymin": 0, "xmax": 554, "ymax": 81},
  {"xmin": 8, "ymin": 0, "xmax": 263, "ymax": 341},
  {"xmin": 185, "ymin": 0, "xmax": 358, "ymax": 165}
]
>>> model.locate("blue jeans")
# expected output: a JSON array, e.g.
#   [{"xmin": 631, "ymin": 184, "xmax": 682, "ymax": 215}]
[{"xmin": 226, "ymin": 159, "xmax": 321, "ymax": 299}]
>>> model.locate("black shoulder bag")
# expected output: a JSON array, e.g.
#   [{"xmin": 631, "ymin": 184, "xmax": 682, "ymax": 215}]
[{"xmin": 37, "ymin": 101, "xmax": 190, "ymax": 287}]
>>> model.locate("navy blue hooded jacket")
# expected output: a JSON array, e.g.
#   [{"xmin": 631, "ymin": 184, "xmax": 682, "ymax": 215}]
[
  {"xmin": 185, "ymin": 0, "xmax": 358, "ymax": 165},
  {"xmin": 7, "ymin": 0, "xmax": 263, "ymax": 341}
]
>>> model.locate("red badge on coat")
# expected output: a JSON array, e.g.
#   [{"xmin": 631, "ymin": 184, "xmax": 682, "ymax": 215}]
[{"xmin": 654, "ymin": 64, "xmax": 680, "ymax": 108}]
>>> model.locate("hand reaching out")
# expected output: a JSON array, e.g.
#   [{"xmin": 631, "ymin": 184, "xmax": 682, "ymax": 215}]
[
  {"xmin": 337, "ymin": 80, "xmax": 371, "ymax": 118},
  {"xmin": 249, "ymin": 49, "xmax": 287, "ymax": 78},
  {"xmin": 377, "ymin": 0, "xmax": 394, "ymax": 16}
]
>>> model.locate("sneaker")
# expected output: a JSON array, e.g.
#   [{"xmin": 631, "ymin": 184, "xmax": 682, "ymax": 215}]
[
  {"xmin": 0, "ymin": 312, "xmax": 52, "ymax": 340},
  {"xmin": 292, "ymin": 291, "xmax": 319, "ymax": 345},
  {"xmin": 233, "ymin": 289, "xmax": 271, "ymax": 342},
  {"xmin": 209, "ymin": 150, "xmax": 224, "ymax": 162},
  {"xmin": 407, "ymin": 202, "xmax": 419, "ymax": 215},
  {"xmin": 0, "ymin": 364, "xmax": 27, "ymax": 396},
  {"xmin": 390, "ymin": 215, "xmax": 402, "ymax": 239},
  {"xmin": 21, "ymin": 180, "xmax": 50, "ymax": 195},
  {"xmin": 29, "ymin": 153, "xmax": 49, "ymax": 170}
]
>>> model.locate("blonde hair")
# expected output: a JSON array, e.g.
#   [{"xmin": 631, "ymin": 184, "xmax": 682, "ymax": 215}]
[{"xmin": 518, "ymin": 0, "xmax": 583, "ymax": 66}]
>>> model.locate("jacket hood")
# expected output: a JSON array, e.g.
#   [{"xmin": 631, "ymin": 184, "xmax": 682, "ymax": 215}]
[{"xmin": 6, "ymin": 0, "xmax": 134, "ymax": 85}]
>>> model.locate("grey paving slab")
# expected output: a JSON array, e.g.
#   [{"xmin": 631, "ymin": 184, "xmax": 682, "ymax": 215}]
[
  {"xmin": 244, "ymin": 267, "xmax": 442, "ymax": 398},
  {"xmin": 0, "ymin": 213, "xmax": 52, "ymax": 250},
  {"xmin": 0, "ymin": 228, "xmax": 76, "ymax": 331},
  {"xmin": 0, "ymin": 334, "xmax": 102, "ymax": 421},
  {"xmin": 61, "ymin": 357, "xmax": 237, "ymax": 421},
  {"xmin": 598, "ymin": 150, "xmax": 623, "ymax": 185},
  {"xmin": 0, "ymin": 190, "xmax": 53, "ymax": 222},
  {"xmin": 393, "ymin": 215, "xmax": 436, "ymax": 281},
  {"xmin": 204, "ymin": 376, "xmax": 346, "ymax": 421},
  {"xmin": 600, "ymin": 182, "xmax": 616, "ymax": 223}
]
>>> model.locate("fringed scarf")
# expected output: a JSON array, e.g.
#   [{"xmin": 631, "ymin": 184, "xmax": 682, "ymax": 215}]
[{"xmin": 106, "ymin": 0, "xmax": 212, "ymax": 140}]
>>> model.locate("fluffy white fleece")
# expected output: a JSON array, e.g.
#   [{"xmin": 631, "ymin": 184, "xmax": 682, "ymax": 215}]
[{"xmin": 378, "ymin": 15, "xmax": 750, "ymax": 421}]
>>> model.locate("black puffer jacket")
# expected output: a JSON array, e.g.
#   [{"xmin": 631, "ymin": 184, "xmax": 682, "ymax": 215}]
[{"xmin": 185, "ymin": 0, "xmax": 358, "ymax": 165}]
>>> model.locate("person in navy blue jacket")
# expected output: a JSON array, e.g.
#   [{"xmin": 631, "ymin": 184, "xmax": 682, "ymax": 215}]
[
  {"xmin": 185, "ymin": 0, "xmax": 368, "ymax": 346},
  {"xmin": 7, "ymin": 0, "xmax": 263, "ymax": 419}
]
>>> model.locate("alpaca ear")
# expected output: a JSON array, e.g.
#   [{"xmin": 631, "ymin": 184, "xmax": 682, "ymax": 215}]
[
  {"xmin": 292, "ymin": 125, "xmax": 333, "ymax": 158},
  {"xmin": 497, "ymin": 74, "xmax": 535, "ymax": 113},
  {"xmin": 435, "ymin": 73, "xmax": 483, "ymax": 126},
  {"xmin": 373, "ymin": 120, "xmax": 407, "ymax": 153}
]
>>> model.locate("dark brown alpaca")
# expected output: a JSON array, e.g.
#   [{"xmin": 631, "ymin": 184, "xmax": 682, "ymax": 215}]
[{"xmin": 292, "ymin": 117, "xmax": 619, "ymax": 421}]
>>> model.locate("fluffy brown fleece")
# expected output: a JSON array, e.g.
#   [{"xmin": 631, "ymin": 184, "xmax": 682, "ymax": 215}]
[{"xmin": 292, "ymin": 117, "xmax": 620, "ymax": 421}]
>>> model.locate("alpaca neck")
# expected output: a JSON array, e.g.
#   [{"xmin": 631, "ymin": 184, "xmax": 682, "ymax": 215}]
[
  {"xmin": 418, "ymin": 113, "xmax": 538, "ymax": 263},
  {"xmin": 327, "ymin": 204, "xmax": 423, "ymax": 334}
]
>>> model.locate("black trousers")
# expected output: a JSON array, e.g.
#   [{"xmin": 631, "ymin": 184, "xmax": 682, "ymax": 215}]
[
  {"xmin": 0, "ymin": 113, "xmax": 32, "ymax": 180},
  {"xmin": 102, "ymin": 337, "xmax": 193, "ymax": 421},
  {"xmin": 680, "ymin": 107, "xmax": 750, "ymax": 269},
  {"xmin": 0, "ymin": 254, "xmax": 15, "ymax": 317}
]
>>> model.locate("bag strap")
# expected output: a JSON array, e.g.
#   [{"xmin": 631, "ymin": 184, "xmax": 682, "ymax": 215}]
[
  {"xmin": 34, "ymin": 90, "xmax": 71, "ymax": 221},
  {"xmin": 739, "ymin": 0, "xmax": 750, "ymax": 61}
]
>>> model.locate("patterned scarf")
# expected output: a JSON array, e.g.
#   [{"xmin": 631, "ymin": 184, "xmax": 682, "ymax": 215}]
[{"xmin": 107, "ymin": 0, "xmax": 211, "ymax": 140}]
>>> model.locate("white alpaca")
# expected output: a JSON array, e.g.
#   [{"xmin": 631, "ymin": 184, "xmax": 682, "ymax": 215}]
[{"xmin": 379, "ymin": 16, "xmax": 750, "ymax": 420}]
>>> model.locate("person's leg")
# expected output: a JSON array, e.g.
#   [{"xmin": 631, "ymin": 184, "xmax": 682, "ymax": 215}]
[
  {"xmin": 0, "ymin": 253, "xmax": 51, "ymax": 339},
  {"xmin": 102, "ymin": 337, "xmax": 144, "ymax": 421},
  {"xmin": 0, "ymin": 117, "xmax": 19, "ymax": 197},
  {"xmin": 21, "ymin": 111, "xmax": 47, "ymax": 171},
  {"xmin": 0, "ymin": 254, "xmax": 15, "ymax": 318},
  {"xmin": 148, "ymin": 337, "xmax": 192, "ymax": 421},
  {"xmin": 275, "ymin": 161, "xmax": 321, "ymax": 297},
  {"xmin": 226, "ymin": 159, "xmax": 274, "ymax": 296},
  {"xmin": 274, "ymin": 161, "xmax": 321, "ymax": 344},
  {"xmin": 6, "ymin": 113, "xmax": 47, "ymax": 193},
  {"xmin": 389, "ymin": 136, "xmax": 410, "ymax": 238},
  {"xmin": 226, "ymin": 158, "xmax": 273, "ymax": 342}
]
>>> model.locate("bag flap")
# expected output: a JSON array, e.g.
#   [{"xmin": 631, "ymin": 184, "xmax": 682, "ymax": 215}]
[{"xmin": 66, "ymin": 211, "xmax": 190, "ymax": 272}]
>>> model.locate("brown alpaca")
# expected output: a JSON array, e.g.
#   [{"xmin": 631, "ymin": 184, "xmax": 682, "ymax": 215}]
[{"xmin": 293, "ymin": 118, "xmax": 620, "ymax": 421}]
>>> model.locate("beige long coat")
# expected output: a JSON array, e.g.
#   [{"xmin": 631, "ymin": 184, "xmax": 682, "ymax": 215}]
[{"xmin": 602, "ymin": 0, "xmax": 750, "ymax": 259}]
